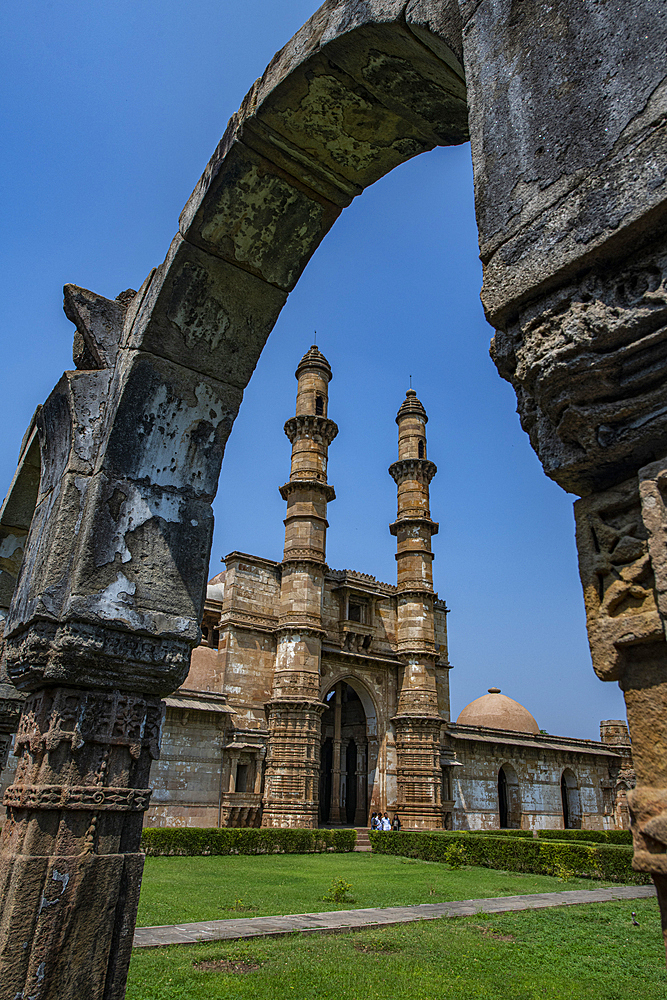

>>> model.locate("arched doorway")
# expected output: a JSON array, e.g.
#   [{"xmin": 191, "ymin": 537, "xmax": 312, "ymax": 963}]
[
  {"xmin": 320, "ymin": 681, "xmax": 368, "ymax": 826},
  {"xmin": 561, "ymin": 769, "xmax": 582, "ymax": 829},
  {"xmin": 498, "ymin": 763, "xmax": 521, "ymax": 829}
]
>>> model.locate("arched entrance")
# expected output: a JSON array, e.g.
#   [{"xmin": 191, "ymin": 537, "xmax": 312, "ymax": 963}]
[
  {"xmin": 319, "ymin": 681, "xmax": 368, "ymax": 826},
  {"xmin": 498, "ymin": 763, "xmax": 521, "ymax": 829},
  {"xmin": 561, "ymin": 769, "xmax": 582, "ymax": 829}
]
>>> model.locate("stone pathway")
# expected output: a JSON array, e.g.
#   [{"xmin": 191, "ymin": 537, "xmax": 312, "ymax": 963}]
[{"xmin": 133, "ymin": 884, "xmax": 656, "ymax": 949}]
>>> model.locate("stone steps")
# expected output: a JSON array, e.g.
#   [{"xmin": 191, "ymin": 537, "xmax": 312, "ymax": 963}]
[{"xmin": 354, "ymin": 827, "xmax": 372, "ymax": 852}]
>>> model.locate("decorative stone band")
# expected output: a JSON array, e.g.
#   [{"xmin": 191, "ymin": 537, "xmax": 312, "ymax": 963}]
[
  {"xmin": 281, "ymin": 549, "xmax": 327, "ymax": 566},
  {"xmin": 279, "ymin": 479, "xmax": 336, "ymax": 502},
  {"xmin": 218, "ymin": 610, "xmax": 279, "ymax": 633},
  {"xmin": 283, "ymin": 414, "xmax": 338, "ymax": 446},
  {"xmin": 4, "ymin": 782, "xmax": 152, "ymax": 812},
  {"xmin": 276, "ymin": 616, "xmax": 325, "ymax": 635},
  {"xmin": 628, "ymin": 785, "xmax": 667, "ymax": 874},
  {"xmin": 4, "ymin": 619, "xmax": 192, "ymax": 695},
  {"xmin": 396, "ymin": 585, "xmax": 435, "ymax": 597},
  {"xmin": 388, "ymin": 458, "xmax": 437, "ymax": 486},
  {"xmin": 13, "ymin": 687, "xmax": 164, "ymax": 761},
  {"xmin": 389, "ymin": 516, "xmax": 439, "ymax": 536}
]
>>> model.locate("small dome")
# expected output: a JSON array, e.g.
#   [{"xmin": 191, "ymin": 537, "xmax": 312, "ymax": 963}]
[
  {"xmin": 206, "ymin": 571, "xmax": 225, "ymax": 603},
  {"xmin": 456, "ymin": 688, "xmax": 539, "ymax": 734}
]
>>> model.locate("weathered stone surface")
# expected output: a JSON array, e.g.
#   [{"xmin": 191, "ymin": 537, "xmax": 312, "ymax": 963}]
[
  {"xmin": 123, "ymin": 235, "xmax": 287, "ymax": 388},
  {"xmin": 64, "ymin": 284, "xmax": 132, "ymax": 371},
  {"xmin": 492, "ymin": 237, "xmax": 667, "ymax": 496},
  {"xmin": 462, "ymin": 0, "xmax": 667, "ymax": 324},
  {"xmin": 3, "ymin": 0, "xmax": 667, "ymax": 988}
]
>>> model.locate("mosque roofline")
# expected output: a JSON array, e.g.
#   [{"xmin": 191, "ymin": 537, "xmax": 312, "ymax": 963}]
[{"xmin": 447, "ymin": 723, "xmax": 628, "ymax": 757}]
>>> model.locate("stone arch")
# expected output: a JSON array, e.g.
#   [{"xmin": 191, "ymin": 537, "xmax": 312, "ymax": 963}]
[
  {"xmin": 320, "ymin": 672, "xmax": 379, "ymax": 739},
  {"xmin": 320, "ymin": 674, "xmax": 380, "ymax": 825},
  {"xmin": 498, "ymin": 762, "xmax": 521, "ymax": 829},
  {"xmin": 561, "ymin": 767, "xmax": 582, "ymax": 830}
]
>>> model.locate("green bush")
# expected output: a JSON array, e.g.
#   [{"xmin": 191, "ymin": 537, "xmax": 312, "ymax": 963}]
[
  {"xmin": 141, "ymin": 826, "xmax": 356, "ymax": 856},
  {"xmin": 536, "ymin": 828, "xmax": 632, "ymax": 846},
  {"xmin": 437, "ymin": 828, "xmax": 632, "ymax": 847},
  {"xmin": 368, "ymin": 831, "xmax": 648, "ymax": 884}
]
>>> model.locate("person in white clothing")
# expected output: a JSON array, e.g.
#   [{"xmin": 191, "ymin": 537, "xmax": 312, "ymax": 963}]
[{"xmin": 381, "ymin": 812, "xmax": 391, "ymax": 831}]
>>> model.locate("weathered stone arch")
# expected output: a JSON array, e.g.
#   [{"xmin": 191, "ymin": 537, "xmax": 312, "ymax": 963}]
[{"xmin": 2, "ymin": 0, "xmax": 667, "ymax": 992}]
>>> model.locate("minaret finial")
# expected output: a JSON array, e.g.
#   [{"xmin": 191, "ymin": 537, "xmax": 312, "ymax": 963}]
[
  {"xmin": 409, "ymin": 374, "xmax": 412, "ymax": 390},
  {"xmin": 314, "ymin": 330, "xmax": 317, "ymax": 346}
]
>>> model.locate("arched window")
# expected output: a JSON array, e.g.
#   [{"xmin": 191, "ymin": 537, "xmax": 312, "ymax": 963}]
[
  {"xmin": 315, "ymin": 394, "xmax": 324, "ymax": 415},
  {"xmin": 418, "ymin": 440, "xmax": 425, "ymax": 458}
]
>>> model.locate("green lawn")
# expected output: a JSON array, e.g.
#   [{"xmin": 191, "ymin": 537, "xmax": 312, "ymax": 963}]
[
  {"xmin": 136, "ymin": 852, "xmax": 618, "ymax": 927},
  {"xmin": 127, "ymin": 898, "xmax": 666, "ymax": 1000}
]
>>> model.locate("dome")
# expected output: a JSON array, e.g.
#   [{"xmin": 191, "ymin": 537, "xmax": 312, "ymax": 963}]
[
  {"xmin": 206, "ymin": 571, "xmax": 225, "ymax": 603},
  {"xmin": 456, "ymin": 688, "xmax": 539, "ymax": 734}
]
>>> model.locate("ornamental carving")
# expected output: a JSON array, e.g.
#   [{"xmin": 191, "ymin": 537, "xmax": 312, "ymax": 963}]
[
  {"xmin": 4, "ymin": 783, "xmax": 152, "ymax": 812},
  {"xmin": 491, "ymin": 239, "xmax": 667, "ymax": 495},
  {"xmin": 4, "ymin": 619, "xmax": 191, "ymax": 695},
  {"xmin": 574, "ymin": 475, "xmax": 662, "ymax": 681},
  {"xmin": 388, "ymin": 458, "xmax": 437, "ymax": 486},
  {"xmin": 283, "ymin": 414, "xmax": 338, "ymax": 446},
  {"xmin": 13, "ymin": 687, "xmax": 164, "ymax": 760},
  {"xmin": 279, "ymin": 480, "xmax": 336, "ymax": 502}
]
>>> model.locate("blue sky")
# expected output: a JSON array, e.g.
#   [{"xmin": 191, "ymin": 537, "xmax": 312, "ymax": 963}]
[{"xmin": 0, "ymin": 1, "xmax": 628, "ymax": 738}]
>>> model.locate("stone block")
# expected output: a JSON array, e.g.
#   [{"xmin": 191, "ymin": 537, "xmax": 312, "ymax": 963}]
[{"xmin": 123, "ymin": 234, "xmax": 287, "ymax": 389}]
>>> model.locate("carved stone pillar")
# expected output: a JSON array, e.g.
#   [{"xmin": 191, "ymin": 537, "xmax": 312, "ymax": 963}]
[
  {"xmin": 0, "ymin": 687, "xmax": 162, "ymax": 999},
  {"xmin": 354, "ymin": 742, "xmax": 367, "ymax": 827},
  {"xmin": 329, "ymin": 684, "xmax": 343, "ymax": 825},
  {"xmin": 491, "ymin": 240, "xmax": 667, "ymax": 956}
]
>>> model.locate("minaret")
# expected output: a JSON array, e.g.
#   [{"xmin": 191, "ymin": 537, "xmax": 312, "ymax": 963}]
[
  {"xmin": 262, "ymin": 347, "xmax": 338, "ymax": 828},
  {"xmin": 389, "ymin": 389, "xmax": 443, "ymax": 829}
]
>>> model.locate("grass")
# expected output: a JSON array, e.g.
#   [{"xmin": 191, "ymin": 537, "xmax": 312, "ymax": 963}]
[
  {"xmin": 136, "ymin": 852, "xmax": 621, "ymax": 927},
  {"xmin": 127, "ymin": 898, "xmax": 666, "ymax": 999}
]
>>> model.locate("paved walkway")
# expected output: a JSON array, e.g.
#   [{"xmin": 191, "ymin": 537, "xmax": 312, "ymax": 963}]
[{"xmin": 133, "ymin": 884, "xmax": 656, "ymax": 948}]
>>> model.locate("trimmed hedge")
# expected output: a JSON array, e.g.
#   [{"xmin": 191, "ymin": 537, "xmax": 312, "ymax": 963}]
[
  {"xmin": 369, "ymin": 831, "xmax": 649, "ymax": 884},
  {"xmin": 447, "ymin": 828, "xmax": 632, "ymax": 846},
  {"xmin": 536, "ymin": 828, "xmax": 632, "ymax": 846},
  {"xmin": 140, "ymin": 826, "xmax": 356, "ymax": 856}
]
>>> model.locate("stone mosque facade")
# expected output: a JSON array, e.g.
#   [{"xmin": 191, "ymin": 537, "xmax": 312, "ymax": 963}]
[{"xmin": 138, "ymin": 347, "xmax": 634, "ymax": 832}]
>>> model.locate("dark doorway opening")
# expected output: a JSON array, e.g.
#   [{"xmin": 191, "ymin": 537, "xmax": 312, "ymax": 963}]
[
  {"xmin": 319, "ymin": 682, "xmax": 368, "ymax": 826},
  {"xmin": 561, "ymin": 773, "xmax": 570, "ymax": 829},
  {"xmin": 498, "ymin": 768, "xmax": 508, "ymax": 828}
]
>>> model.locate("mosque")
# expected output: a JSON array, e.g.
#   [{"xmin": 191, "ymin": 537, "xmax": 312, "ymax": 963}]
[{"xmin": 143, "ymin": 346, "xmax": 635, "ymax": 832}]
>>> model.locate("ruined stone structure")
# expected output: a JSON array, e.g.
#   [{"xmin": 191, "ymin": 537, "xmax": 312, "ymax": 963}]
[
  {"xmin": 2, "ymin": 1, "xmax": 667, "ymax": 995},
  {"xmin": 131, "ymin": 350, "xmax": 633, "ymax": 836}
]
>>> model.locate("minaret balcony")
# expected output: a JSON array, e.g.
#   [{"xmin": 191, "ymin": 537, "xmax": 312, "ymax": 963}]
[
  {"xmin": 388, "ymin": 458, "xmax": 437, "ymax": 486},
  {"xmin": 280, "ymin": 479, "xmax": 336, "ymax": 502},
  {"xmin": 390, "ymin": 516, "xmax": 439, "ymax": 537},
  {"xmin": 284, "ymin": 414, "xmax": 338, "ymax": 445}
]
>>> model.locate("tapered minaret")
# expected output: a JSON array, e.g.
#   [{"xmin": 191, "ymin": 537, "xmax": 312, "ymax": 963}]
[
  {"xmin": 389, "ymin": 390, "xmax": 443, "ymax": 829},
  {"xmin": 262, "ymin": 347, "xmax": 338, "ymax": 828}
]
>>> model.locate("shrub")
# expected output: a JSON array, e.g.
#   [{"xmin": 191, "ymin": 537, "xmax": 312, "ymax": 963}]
[
  {"xmin": 323, "ymin": 877, "xmax": 354, "ymax": 903},
  {"xmin": 368, "ymin": 831, "xmax": 649, "ymax": 884},
  {"xmin": 443, "ymin": 842, "xmax": 469, "ymax": 869},
  {"xmin": 141, "ymin": 826, "xmax": 356, "ymax": 856}
]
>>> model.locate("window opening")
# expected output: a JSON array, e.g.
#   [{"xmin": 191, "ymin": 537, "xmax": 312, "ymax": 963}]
[
  {"xmin": 211, "ymin": 629, "xmax": 220, "ymax": 648},
  {"xmin": 236, "ymin": 764, "xmax": 249, "ymax": 794},
  {"xmin": 418, "ymin": 440, "xmax": 425, "ymax": 458},
  {"xmin": 348, "ymin": 602, "xmax": 363, "ymax": 623},
  {"xmin": 315, "ymin": 394, "xmax": 324, "ymax": 415}
]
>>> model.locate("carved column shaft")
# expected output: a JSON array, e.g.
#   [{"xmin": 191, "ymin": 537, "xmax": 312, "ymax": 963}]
[{"xmin": 0, "ymin": 686, "xmax": 163, "ymax": 1000}]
